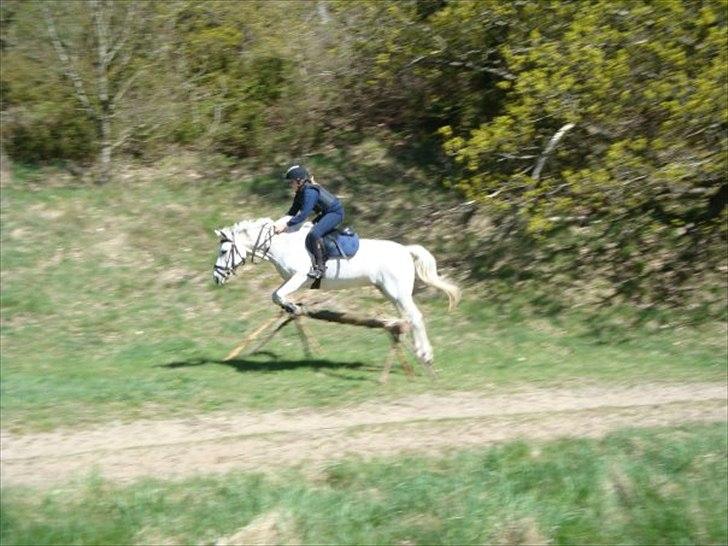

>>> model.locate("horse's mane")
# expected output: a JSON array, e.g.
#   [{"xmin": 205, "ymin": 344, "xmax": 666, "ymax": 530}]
[
  {"xmin": 229, "ymin": 218, "xmax": 272, "ymax": 233},
  {"xmin": 231, "ymin": 218, "xmax": 312, "ymax": 234}
]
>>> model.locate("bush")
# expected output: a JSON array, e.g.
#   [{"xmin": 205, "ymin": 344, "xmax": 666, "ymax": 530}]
[{"xmin": 3, "ymin": 102, "xmax": 97, "ymax": 163}]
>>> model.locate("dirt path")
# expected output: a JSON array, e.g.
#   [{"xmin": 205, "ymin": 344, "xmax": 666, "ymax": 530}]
[{"xmin": 2, "ymin": 383, "xmax": 726, "ymax": 488}]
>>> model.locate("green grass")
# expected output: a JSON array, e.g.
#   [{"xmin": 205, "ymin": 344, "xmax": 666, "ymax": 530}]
[
  {"xmin": 1, "ymin": 159, "xmax": 726, "ymax": 431},
  {"xmin": 2, "ymin": 424, "xmax": 726, "ymax": 545}
]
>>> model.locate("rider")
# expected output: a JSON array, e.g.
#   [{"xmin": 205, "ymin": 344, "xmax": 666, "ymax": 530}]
[{"xmin": 273, "ymin": 165, "xmax": 344, "ymax": 280}]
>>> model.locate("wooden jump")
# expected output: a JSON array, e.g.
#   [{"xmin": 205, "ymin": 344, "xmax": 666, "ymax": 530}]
[{"xmin": 224, "ymin": 305, "xmax": 431, "ymax": 383}]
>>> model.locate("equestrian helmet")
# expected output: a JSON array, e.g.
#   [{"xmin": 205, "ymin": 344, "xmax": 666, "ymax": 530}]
[{"xmin": 284, "ymin": 165, "xmax": 310, "ymax": 182}]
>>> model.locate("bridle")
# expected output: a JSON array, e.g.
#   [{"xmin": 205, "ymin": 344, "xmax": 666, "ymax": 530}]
[
  {"xmin": 214, "ymin": 223, "xmax": 274, "ymax": 281},
  {"xmin": 213, "ymin": 232, "xmax": 247, "ymax": 282}
]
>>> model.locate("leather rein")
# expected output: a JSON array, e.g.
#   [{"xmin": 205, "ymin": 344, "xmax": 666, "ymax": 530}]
[
  {"xmin": 249, "ymin": 223, "xmax": 274, "ymax": 264},
  {"xmin": 214, "ymin": 223, "xmax": 274, "ymax": 280}
]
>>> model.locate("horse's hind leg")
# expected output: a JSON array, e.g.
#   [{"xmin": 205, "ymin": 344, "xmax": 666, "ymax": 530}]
[
  {"xmin": 398, "ymin": 295, "xmax": 434, "ymax": 365},
  {"xmin": 377, "ymin": 282, "xmax": 434, "ymax": 365}
]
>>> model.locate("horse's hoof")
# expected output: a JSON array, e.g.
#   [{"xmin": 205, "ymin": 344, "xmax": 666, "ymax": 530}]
[
  {"xmin": 281, "ymin": 302, "xmax": 301, "ymax": 315},
  {"xmin": 420, "ymin": 357, "xmax": 437, "ymax": 379},
  {"xmin": 417, "ymin": 349, "xmax": 434, "ymax": 363}
]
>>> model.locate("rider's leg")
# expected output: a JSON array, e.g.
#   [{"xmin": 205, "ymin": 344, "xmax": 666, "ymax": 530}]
[
  {"xmin": 306, "ymin": 212, "xmax": 343, "ymax": 279},
  {"xmin": 305, "ymin": 232, "xmax": 326, "ymax": 280}
]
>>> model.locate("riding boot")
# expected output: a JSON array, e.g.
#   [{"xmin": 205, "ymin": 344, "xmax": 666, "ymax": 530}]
[{"xmin": 308, "ymin": 238, "xmax": 326, "ymax": 279}]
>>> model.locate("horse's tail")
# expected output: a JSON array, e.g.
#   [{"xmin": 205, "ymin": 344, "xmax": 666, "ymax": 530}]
[{"xmin": 407, "ymin": 245, "xmax": 461, "ymax": 311}]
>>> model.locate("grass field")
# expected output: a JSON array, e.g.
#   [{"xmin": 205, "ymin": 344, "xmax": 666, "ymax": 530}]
[
  {"xmin": 2, "ymin": 424, "xmax": 726, "ymax": 545},
  {"xmin": 1, "ymin": 159, "xmax": 726, "ymax": 546},
  {"xmin": 1, "ymin": 159, "xmax": 726, "ymax": 432}
]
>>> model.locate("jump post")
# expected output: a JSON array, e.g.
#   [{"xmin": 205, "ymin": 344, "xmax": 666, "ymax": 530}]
[{"xmin": 224, "ymin": 304, "xmax": 430, "ymax": 383}]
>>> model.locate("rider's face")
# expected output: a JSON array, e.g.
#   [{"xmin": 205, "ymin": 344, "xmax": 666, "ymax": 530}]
[{"xmin": 289, "ymin": 179, "xmax": 303, "ymax": 193}]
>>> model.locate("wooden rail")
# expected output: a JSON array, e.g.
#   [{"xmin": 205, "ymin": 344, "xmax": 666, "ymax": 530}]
[{"xmin": 224, "ymin": 305, "xmax": 427, "ymax": 383}]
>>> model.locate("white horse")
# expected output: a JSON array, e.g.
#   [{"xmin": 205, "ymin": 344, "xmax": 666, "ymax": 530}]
[{"xmin": 212, "ymin": 217, "xmax": 460, "ymax": 364}]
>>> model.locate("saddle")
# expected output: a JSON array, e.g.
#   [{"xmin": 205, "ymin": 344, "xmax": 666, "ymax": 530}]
[
  {"xmin": 310, "ymin": 226, "xmax": 360, "ymax": 290},
  {"xmin": 322, "ymin": 226, "xmax": 360, "ymax": 259}
]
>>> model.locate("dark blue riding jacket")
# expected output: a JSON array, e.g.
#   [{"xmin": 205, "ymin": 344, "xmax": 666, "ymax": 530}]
[{"xmin": 286, "ymin": 183, "xmax": 343, "ymax": 228}]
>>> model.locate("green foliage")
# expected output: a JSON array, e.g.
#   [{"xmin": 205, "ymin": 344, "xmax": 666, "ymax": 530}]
[
  {"xmin": 167, "ymin": 1, "xmax": 304, "ymax": 157},
  {"xmin": 0, "ymin": 2, "xmax": 96, "ymax": 162},
  {"xmin": 2, "ymin": 425, "xmax": 726, "ymax": 544},
  {"xmin": 439, "ymin": 0, "xmax": 727, "ymax": 308},
  {"xmin": 0, "ymin": 0, "xmax": 174, "ymax": 168},
  {"xmin": 3, "ymin": 100, "xmax": 97, "ymax": 163},
  {"xmin": 1, "ymin": 0, "xmax": 725, "ymax": 309}
]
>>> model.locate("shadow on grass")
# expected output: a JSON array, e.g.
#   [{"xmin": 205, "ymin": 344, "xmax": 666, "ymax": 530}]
[{"xmin": 159, "ymin": 353, "xmax": 380, "ymax": 377}]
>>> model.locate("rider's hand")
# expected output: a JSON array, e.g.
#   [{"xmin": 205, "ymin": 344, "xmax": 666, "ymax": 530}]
[{"xmin": 273, "ymin": 221, "xmax": 287, "ymax": 234}]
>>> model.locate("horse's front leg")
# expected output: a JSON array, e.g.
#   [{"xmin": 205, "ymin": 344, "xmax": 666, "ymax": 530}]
[{"xmin": 272, "ymin": 272, "xmax": 308, "ymax": 314}]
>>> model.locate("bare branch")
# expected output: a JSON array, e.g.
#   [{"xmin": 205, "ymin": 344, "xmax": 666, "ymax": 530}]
[
  {"xmin": 406, "ymin": 51, "xmax": 515, "ymax": 80},
  {"xmin": 497, "ymin": 153, "xmax": 538, "ymax": 162},
  {"xmin": 42, "ymin": 3, "xmax": 96, "ymax": 117},
  {"xmin": 106, "ymin": 1, "xmax": 138, "ymax": 65},
  {"xmin": 547, "ymin": 215, "xmax": 589, "ymax": 223},
  {"xmin": 111, "ymin": 120, "xmax": 163, "ymax": 150},
  {"xmin": 90, "ymin": 0, "xmax": 109, "ymax": 105},
  {"xmin": 110, "ymin": 128, "xmax": 133, "ymax": 150},
  {"xmin": 406, "ymin": 53, "xmax": 434, "ymax": 68},
  {"xmin": 111, "ymin": 68, "xmax": 143, "ymax": 108},
  {"xmin": 445, "ymin": 60, "xmax": 516, "ymax": 80},
  {"xmin": 90, "ymin": 0, "xmax": 109, "ymax": 69},
  {"xmin": 532, "ymin": 123, "xmax": 576, "ymax": 181},
  {"xmin": 317, "ymin": 1, "xmax": 331, "ymax": 24}
]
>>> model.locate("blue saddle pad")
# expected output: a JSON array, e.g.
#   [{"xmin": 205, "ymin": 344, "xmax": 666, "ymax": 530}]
[{"xmin": 323, "ymin": 228, "xmax": 360, "ymax": 259}]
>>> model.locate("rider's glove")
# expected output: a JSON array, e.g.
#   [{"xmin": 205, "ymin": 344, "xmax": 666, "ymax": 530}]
[{"xmin": 273, "ymin": 218, "xmax": 288, "ymax": 234}]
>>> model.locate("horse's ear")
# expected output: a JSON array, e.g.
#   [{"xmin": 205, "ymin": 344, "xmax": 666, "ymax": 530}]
[{"xmin": 214, "ymin": 229, "xmax": 222, "ymax": 238}]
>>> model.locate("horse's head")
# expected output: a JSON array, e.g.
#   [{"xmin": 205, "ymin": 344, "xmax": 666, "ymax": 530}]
[
  {"xmin": 212, "ymin": 227, "xmax": 245, "ymax": 285},
  {"xmin": 212, "ymin": 219, "xmax": 272, "ymax": 285}
]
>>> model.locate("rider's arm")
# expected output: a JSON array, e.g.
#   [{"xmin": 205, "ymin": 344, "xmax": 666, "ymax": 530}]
[
  {"xmin": 286, "ymin": 198, "xmax": 300, "ymax": 217},
  {"xmin": 287, "ymin": 187, "xmax": 317, "ymax": 227}
]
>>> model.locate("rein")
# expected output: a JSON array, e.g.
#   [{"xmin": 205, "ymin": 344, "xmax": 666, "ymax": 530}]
[{"xmin": 250, "ymin": 223, "xmax": 274, "ymax": 264}]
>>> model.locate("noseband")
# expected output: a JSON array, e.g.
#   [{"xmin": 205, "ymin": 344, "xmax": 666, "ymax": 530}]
[{"xmin": 214, "ymin": 233, "xmax": 246, "ymax": 281}]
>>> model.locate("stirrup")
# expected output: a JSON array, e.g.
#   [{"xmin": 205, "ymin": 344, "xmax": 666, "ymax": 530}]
[{"xmin": 307, "ymin": 266, "xmax": 324, "ymax": 280}]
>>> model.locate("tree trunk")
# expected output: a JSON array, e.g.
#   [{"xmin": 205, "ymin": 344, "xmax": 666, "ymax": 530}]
[
  {"xmin": 92, "ymin": 0, "xmax": 111, "ymax": 184},
  {"xmin": 98, "ymin": 117, "xmax": 112, "ymax": 185}
]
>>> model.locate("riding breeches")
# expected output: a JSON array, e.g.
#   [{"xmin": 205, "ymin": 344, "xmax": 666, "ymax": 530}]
[{"xmin": 305, "ymin": 210, "xmax": 344, "ymax": 253}]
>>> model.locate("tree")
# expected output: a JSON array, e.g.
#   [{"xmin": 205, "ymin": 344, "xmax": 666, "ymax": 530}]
[
  {"xmin": 1, "ymin": 0, "xmax": 98, "ymax": 163},
  {"xmin": 37, "ymin": 0, "xmax": 167, "ymax": 181},
  {"xmin": 439, "ymin": 0, "xmax": 727, "ymax": 308}
]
